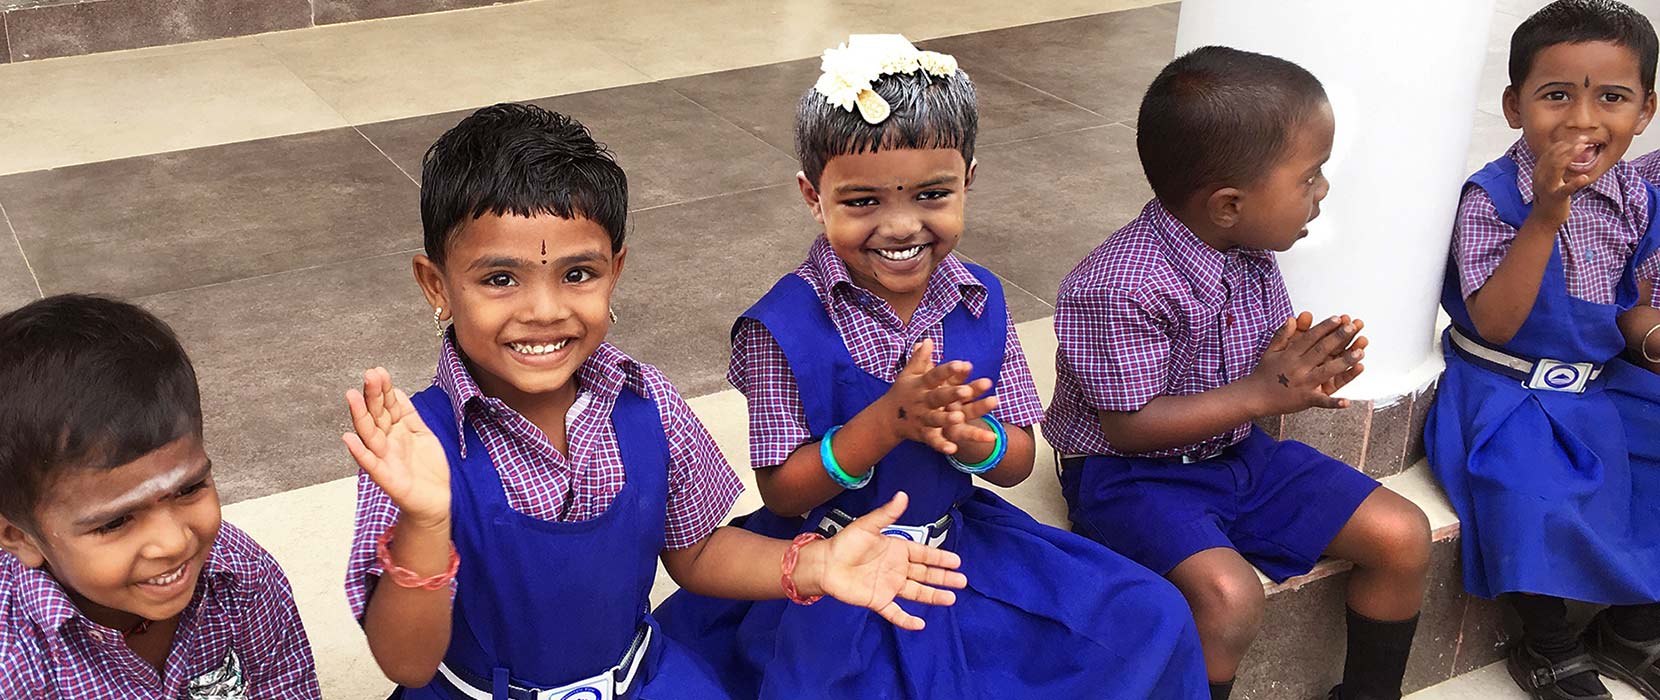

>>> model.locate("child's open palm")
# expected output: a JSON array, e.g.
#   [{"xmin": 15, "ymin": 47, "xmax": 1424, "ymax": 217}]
[
  {"xmin": 342, "ymin": 367, "xmax": 451, "ymax": 528},
  {"xmin": 815, "ymin": 491, "xmax": 969, "ymax": 630}
]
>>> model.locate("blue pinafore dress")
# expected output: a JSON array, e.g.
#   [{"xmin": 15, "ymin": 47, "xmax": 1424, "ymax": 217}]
[
  {"xmin": 1426, "ymin": 156, "xmax": 1660, "ymax": 604},
  {"xmin": 655, "ymin": 265, "xmax": 1207, "ymax": 700},
  {"xmin": 394, "ymin": 385, "xmax": 729, "ymax": 699}
]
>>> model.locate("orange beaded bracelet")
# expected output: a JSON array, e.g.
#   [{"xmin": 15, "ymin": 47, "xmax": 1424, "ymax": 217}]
[
  {"xmin": 376, "ymin": 528, "xmax": 460, "ymax": 590},
  {"xmin": 781, "ymin": 532, "xmax": 824, "ymax": 605}
]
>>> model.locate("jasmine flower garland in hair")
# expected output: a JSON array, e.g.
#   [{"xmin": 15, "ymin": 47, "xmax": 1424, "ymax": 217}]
[{"xmin": 813, "ymin": 35, "xmax": 960, "ymax": 125}]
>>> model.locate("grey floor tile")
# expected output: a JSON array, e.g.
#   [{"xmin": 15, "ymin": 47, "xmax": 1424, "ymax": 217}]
[
  {"xmin": 922, "ymin": 5, "xmax": 1179, "ymax": 125},
  {"xmin": 0, "ymin": 219, "xmax": 41, "ymax": 313},
  {"xmin": 958, "ymin": 123, "xmax": 1152, "ymax": 305},
  {"xmin": 664, "ymin": 55, "xmax": 1110, "ymax": 157},
  {"xmin": 0, "ymin": 128, "xmax": 420, "ymax": 299},
  {"xmin": 355, "ymin": 82, "xmax": 798, "ymax": 210},
  {"xmin": 139, "ymin": 250, "xmax": 436, "ymax": 505},
  {"xmin": 610, "ymin": 183, "xmax": 818, "ymax": 397}
]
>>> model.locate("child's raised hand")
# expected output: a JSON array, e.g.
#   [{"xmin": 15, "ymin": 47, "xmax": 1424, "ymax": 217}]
[
  {"xmin": 881, "ymin": 339, "xmax": 992, "ymax": 453},
  {"xmin": 1532, "ymin": 136, "xmax": 1597, "ymax": 225},
  {"xmin": 342, "ymin": 367, "xmax": 451, "ymax": 529},
  {"xmin": 807, "ymin": 491, "xmax": 968, "ymax": 630},
  {"xmin": 1248, "ymin": 312, "xmax": 1366, "ymax": 415}
]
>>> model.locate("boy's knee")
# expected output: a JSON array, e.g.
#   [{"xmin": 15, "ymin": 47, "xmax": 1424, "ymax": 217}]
[
  {"xmin": 1185, "ymin": 569, "xmax": 1267, "ymax": 635},
  {"xmin": 1366, "ymin": 498, "xmax": 1433, "ymax": 576}
]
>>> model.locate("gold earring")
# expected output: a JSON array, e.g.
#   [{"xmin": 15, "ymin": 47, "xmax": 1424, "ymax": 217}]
[
  {"xmin": 433, "ymin": 306, "xmax": 445, "ymax": 338},
  {"xmin": 609, "ymin": 307, "xmax": 618, "ymax": 324}
]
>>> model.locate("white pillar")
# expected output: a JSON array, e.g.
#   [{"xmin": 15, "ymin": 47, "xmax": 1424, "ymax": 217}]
[{"xmin": 1175, "ymin": 0, "xmax": 1496, "ymax": 403}]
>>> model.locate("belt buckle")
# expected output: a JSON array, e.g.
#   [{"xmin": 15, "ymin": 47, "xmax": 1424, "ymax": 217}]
[
  {"xmin": 1526, "ymin": 358, "xmax": 1593, "ymax": 393},
  {"xmin": 880, "ymin": 524, "xmax": 931, "ymax": 543},
  {"xmin": 535, "ymin": 676, "xmax": 613, "ymax": 700}
]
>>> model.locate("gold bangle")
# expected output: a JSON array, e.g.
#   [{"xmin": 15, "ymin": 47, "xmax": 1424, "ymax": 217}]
[{"xmin": 1643, "ymin": 323, "xmax": 1660, "ymax": 364}]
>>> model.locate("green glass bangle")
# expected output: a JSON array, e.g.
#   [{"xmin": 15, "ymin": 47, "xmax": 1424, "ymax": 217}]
[
  {"xmin": 820, "ymin": 425, "xmax": 872, "ymax": 489},
  {"xmin": 948, "ymin": 416, "xmax": 1007, "ymax": 474}
]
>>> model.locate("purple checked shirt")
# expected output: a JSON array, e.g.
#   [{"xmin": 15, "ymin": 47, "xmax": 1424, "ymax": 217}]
[
  {"xmin": 0, "ymin": 523, "xmax": 321, "ymax": 699},
  {"xmin": 1635, "ymin": 149, "xmax": 1660, "ymax": 185},
  {"xmin": 1453, "ymin": 140, "xmax": 1659, "ymax": 307},
  {"xmin": 344, "ymin": 338, "xmax": 742, "ymax": 619},
  {"xmin": 1045, "ymin": 199, "xmax": 1292, "ymax": 459},
  {"xmin": 731, "ymin": 236, "xmax": 1045, "ymax": 470}
]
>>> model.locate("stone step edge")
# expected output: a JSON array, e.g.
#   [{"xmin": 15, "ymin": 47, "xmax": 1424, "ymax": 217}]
[{"xmin": 1261, "ymin": 459, "xmax": 1459, "ymax": 596}]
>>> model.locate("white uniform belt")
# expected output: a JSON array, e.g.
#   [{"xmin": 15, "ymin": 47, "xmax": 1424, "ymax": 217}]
[
  {"xmin": 434, "ymin": 622, "xmax": 652, "ymax": 700},
  {"xmin": 816, "ymin": 508, "xmax": 952, "ymax": 548},
  {"xmin": 1448, "ymin": 326, "xmax": 1601, "ymax": 394}
]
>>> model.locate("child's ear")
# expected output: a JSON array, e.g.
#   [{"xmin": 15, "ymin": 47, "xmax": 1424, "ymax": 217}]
[
  {"xmin": 797, "ymin": 172, "xmax": 826, "ymax": 225},
  {"xmin": 964, "ymin": 158, "xmax": 978, "ymax": 189},
  {"xmin": 0, "ymin": 516, "xmax": 46, "ymax": 569},
  {"xmin": 610, "ymin": 246, "xmax": 628, "ymax": 285},
  {"xmin": 1635, "ymin": 90, "xmax": 1657, "ymax": 136},
  {"xmin": 1501, "ymin": 85, "xmax": 1523, "ymax": 129},
  {"xmin": 1204, "ymin": 187, "xmax": 1244, "ymax": 229},
  {"xmin": 412, "ymin": 255, "xmax": 450, "ymax": 321}
]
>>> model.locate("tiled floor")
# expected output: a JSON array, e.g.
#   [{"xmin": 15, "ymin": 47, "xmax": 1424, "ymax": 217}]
[{"xmin": 3, "ymin": 0, "xmax": 1660, "ymax": 698}]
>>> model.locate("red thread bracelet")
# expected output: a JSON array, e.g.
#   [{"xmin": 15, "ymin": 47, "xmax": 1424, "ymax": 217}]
[
  {"xmin": 781, "ymin": 532, "xmax": 825, "ymax": 605},
  {"xmin": 376, "ymin": 528, "xmax": 460, "ymax": 591}
]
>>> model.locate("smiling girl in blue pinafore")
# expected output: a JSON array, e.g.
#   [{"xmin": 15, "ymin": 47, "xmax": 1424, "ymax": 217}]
[
  {"xmin": 1426, "ymin": 3, "xmax": 1660, "ymax": 698},
  {"xmin": 336, "ymin": 103, "xmax": 967, "ymax": 700},
  {"xmin": 654, "ymin": 35, "xmax": 1207, "ymax": 700}
]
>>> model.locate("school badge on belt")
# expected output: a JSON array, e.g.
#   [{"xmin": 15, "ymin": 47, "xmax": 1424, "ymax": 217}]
[{"xmin": 185, "ymin": 650, "xmax": 248, "ymax": 700}]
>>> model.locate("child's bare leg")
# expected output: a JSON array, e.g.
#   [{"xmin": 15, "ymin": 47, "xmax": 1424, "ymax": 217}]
[
  {"xmin": 1168, "ymin": 547, "xmax": 1266, "ymax": 684},
  {"xmin": 1324, "ymin": 487, "xmax": 1431, "ymax": 700},
  {"xmin": 1326, "ymin": 488, "xmax": 1431, "ymax": 620}
]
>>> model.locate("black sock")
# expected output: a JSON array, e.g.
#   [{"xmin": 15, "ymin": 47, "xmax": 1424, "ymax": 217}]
[
  {"xmin": 1609, "ymin": 602, "xmax": 1660, "ymax": 643},
  {"xmin": 1340, "ymin": 608, "xmax": 1418, "ymax": 700},
  {"xmin": 1209, "ymin": 679, "xmax": 1234, "ymax": 700},
  {"xmin": 1506, "ymin": 594, "xmax": 1605, "ymax": 697}
]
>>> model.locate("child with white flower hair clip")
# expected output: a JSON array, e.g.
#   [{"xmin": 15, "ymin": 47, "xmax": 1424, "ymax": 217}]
[{"xmin": 655, "ymin": 34, "xmax": 1209, "ymax": 700}]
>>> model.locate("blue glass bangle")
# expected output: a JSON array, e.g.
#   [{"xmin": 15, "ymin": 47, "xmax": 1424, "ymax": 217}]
[
  {"xmin": 948, "ymin": 417, "xmax": 1007, "ymax": 474},
  {"xmin": 820, "ymin": 425, "xmax": 872, "ymax": 490}
]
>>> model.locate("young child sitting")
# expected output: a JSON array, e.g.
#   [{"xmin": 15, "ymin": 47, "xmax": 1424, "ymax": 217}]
[
  {"xmin": 655, "ymin": 35, "xmax": 1208, "ymax": 700},
  {"xmin": 340, "ymin": 103, "xmax": 967, "ymax": 700},
  {"xmin": 0, "ymin": 294, "xmax": 322, "ymax": 699},
  {"xmin": 1046, "ymin": 46, "xmax": 1433, "ymax": 700},
  {"xmin": 1425, "ymin": 2, "xmax": 1660, "ymax": 698}
]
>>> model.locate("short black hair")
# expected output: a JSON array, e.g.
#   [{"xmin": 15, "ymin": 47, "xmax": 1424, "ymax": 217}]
[
  {"xmin": 1136, "ymin": 46, "xmax": 1328, "ymax": 209},
  {"xmin": 0, "ymin": 295, "xmax": 202, "ymax": 528},
  {"xmin": 796, "ymin": 68, "xmax": 978, "ymax": 189},
  {"xmin": 1510, "ymin": 0, "xmax": 1657, "ymax": 94},
  {"xmin": 420, "ymin": 103, "xmax": 629, "ymax": 265}
]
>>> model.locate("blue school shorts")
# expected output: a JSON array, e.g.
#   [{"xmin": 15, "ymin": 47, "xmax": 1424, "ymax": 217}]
[{"xmin": 1060, "ymin": 426, "xmax": 1380, "ymax": 582}]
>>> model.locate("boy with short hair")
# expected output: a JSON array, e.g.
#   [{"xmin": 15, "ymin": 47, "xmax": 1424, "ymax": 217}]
[
  {"xmin": 0, "ymin": 294, "xmax": 322, "ymax": 699},
  {"xmin": 1047, "ymin": 46, "xmax": 1432, "ymax": 700}
]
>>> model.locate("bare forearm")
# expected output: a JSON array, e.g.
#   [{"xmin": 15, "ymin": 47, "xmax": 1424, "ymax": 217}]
[
  {"xmin": 756, "ymin": 398, "xmax": 904, "ymax": 517},
  {"xmin": 1620, "ymin": 305, "xmax": 1660, "ymax": 373},
  {"xmin": 1466, "ymin": 215, "xmax": 1559, "ymax": 344},
  {"xmin": 1098, "ymin": 384, "xmax": 1262, "ymax": 455},
  {"xmin": 661, "ymin": 526, "xmax": 820, "ymax": 600},
  {"xmin": 362, "ymin": 517, "xmax": 454, "ymax": 687}
]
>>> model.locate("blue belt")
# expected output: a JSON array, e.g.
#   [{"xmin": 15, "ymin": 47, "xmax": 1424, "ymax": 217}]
[{"xmin": 1447, "ymin": 326, "xmax": 1602, "ymax": 394}]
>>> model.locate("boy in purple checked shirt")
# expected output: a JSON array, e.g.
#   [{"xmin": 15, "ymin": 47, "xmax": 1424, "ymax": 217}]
[
  {"xmin": 1426, "ymin": 2, "xmax": 1660, "ymax": 699},
  {"xmin": 1047, "ymin": 47, "xmax": 1432, "ymax": 700},
  {"xmin": 0, "ymin": 295, "xmax": 321, "ymax": 700}
]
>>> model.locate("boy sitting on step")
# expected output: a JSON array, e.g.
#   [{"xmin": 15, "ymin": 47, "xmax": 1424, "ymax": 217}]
[{"xmin": 1046, "ymin": 46, "xmax": 1432, "ymax": 700}]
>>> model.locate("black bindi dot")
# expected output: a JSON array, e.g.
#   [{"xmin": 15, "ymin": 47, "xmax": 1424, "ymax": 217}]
[
  {"xmin": 896, "ymin": 185, "xmax": 904, "ymax": 191},
  {"xmin": 1585, "ymin": 75, "xmax": 1591, "ymax": 88}
]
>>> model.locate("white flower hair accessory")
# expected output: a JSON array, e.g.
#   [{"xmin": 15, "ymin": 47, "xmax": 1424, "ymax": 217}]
[{"xmin": 813, "ymin": 34, "xmax": 959, "ymax": 125}]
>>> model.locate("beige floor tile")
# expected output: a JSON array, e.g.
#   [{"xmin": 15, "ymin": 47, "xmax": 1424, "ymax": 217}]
[
  {"xmin": 556, "ymin": 0, "xmax": 1176, "ymax": 81},
  {"xmin": 0, "ymin": 38, "xmax": 346, "ymax": 175},
  {"xmin": 1405, "ymin": 659, "xmax": 1646, "ymax": 699},
  {"xmin": 258, "ymin": 3, "xmax": 654, "ymax": 124},
  {"xmin": 223, "ymin": 477, "xmax": 394, "ymax": 700}
]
